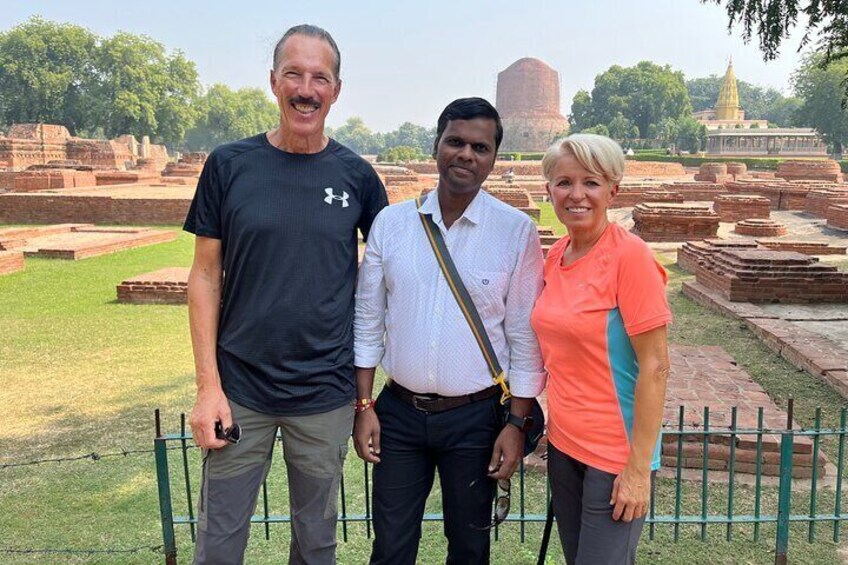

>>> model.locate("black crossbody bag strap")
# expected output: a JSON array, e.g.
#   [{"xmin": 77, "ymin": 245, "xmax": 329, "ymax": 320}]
[{"xmin": 415, "ymin": 196, "xmax": 512, "ymax": 405}]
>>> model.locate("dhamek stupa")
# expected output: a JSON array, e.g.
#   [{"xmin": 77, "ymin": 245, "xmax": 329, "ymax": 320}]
[{"xmin": 496, "ymin": 58, "xmax": 569, "ymax": 152}]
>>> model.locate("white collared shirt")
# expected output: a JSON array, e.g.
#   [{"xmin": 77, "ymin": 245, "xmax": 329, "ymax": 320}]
[{"xmin": 354, "ymin": 189, "xmax": 546, "ymax": 398}]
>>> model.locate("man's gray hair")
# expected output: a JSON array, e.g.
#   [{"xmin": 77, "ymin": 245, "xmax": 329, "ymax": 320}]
[{"xmin": 272, "ymin": 24, "xmax": 341, "ymax": 80}]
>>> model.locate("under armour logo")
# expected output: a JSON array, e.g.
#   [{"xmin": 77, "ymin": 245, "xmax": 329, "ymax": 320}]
[{"xmin": 324, "ymin": 187, "xmax": 349, "ymax": 207}]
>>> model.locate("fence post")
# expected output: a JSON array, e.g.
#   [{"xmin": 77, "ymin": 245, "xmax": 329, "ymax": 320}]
[
  {"xmin": 775, "ymin": 432, "xmax": 793, "ymax": 565},
  {"xmin": 155, "ymin": 410, "xmax": 179, "ymax": 565}
]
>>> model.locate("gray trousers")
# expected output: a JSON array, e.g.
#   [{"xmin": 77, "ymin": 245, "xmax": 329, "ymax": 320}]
[
  {"xmin": 548, "ymin": 444, "xmax": 651, "ymax": 565},
  {"xmin": 193, "ymin": 400, "xmax": 354, "ymax": 565}
]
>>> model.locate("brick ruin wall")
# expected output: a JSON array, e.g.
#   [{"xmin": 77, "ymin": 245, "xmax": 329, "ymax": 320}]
[
  {"xmin": 0, "ymin": 251, "xmax": 25, "ymax": 276},
  {"xmin": 0, "ymin": 124, "xmax": 168, "ymax": 173},
  {"xmin": 777, "ymin": 160, "xmax": 844, "ymax": 183},
  {"xmin": 695, "ymin": 249, "xmax": 848, "ymax": 303},
  {"xmin": 0, "ymin": 192, "xmax": 191, "ymax": 225},
  {"xmin": 677, "ymin": 239, "xmax": 759, "ymax": 273},
  {"xmin": 804, "ymin": 189, "xmax": 848, "ymax": 218},
  {"xmin": 404, "ymin": 160, "xmax": 686, "ymax": 178},
  {"xmin": 756, "ymin": 240, "xmax": 847, "ymax": 255},
  {"xmin": 828, "ymin": 204, "xmax": 848, "ymax": 230},
  {"xmin": 712, "ymin": 194, "xmax": 771, "ymax": 222},
  {"xmin": 734, "ymin": 219, "xmax": 787, "ymax": 237},
  {"xmin": 631, "ymin": 203, "xmax": 720, "ymax": 242},
  {"xmin": 116, "ymin": 267, "xmax": 189, "ymax": 304}
]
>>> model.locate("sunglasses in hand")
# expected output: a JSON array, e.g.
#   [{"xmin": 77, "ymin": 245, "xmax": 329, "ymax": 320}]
[
  {"xmin": 468, "ymin": 478, "xmax": 511, "ymax": 530},
  {"xmin": 214, "ymin": 421, "xmax": 242, "ymax": 445}
]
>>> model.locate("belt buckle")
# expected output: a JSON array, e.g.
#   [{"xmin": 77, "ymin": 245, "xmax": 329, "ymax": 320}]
[{"xmin": 412, "ymin": 395, "xmax": 435, "ymax": 412}]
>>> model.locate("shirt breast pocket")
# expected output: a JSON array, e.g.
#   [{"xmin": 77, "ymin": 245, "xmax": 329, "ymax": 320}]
[{"xmin": 463, "ymin": 270, "xmax": 509, "ymax": 317}]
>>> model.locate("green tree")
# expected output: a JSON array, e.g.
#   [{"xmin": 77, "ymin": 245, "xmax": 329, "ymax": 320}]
[
  {"xmin": 581, "ymin": 124, "xmax": 611, "ymax": 137},
  {"xmin": 607, "ymin": 113, "xmax": 637, "ymax": 140},
  {"xmin": 792, "ymin": 53, "xmax": 848, "ymax": 154},
  {"xmin": 590, "ymin": 61, "xmax": 691, "ymax": 138},
  {"xmin": 384, "ymin": 122, "xmax": 435, "ymax": 154},
  {"xmin": 675, "ymin": 117, "xmax": 707, "ymax": 153},
  {"xmin": 568, "ymin": 89, "xmax": 594, "ymax": 132},
  {"xmin": 332, "ymin": 117, "xmax": 384, "ymax": 155},
  {"xmin": 703, "ymin": 1, "xmax": 848, "ymax": 94},
  {"xmin": 93, "ymin": 32, "xmax": 201, "ymax": 146},
  {"xmin": 184, "ymin": 85, "xmax": 278, "ymax": 150},
  {"xmin": 0, "ymin": 17, "xmax": 98, "ymax": 135},
  {"xmin": 377, "ymin": 145, "xmax": 427, "ymax": 163}
]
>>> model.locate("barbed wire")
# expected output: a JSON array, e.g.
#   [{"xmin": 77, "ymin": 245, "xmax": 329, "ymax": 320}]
[
  {"xmin": 0, "ymin": 444, "xmax": 197, "ymax": 469},
  {"xmin": 0, "ymin": 544, "xmax": 165, "ymax": 556}
]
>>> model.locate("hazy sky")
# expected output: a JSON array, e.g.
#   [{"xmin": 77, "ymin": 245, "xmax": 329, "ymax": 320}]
[{"xmin": 2, "ymin": 1, "xmax": 811, "ymax": 132}]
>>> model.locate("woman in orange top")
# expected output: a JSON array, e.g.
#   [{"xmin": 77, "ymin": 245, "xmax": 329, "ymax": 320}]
[{"xmin": 530, "ymin": 134, "xmax": 671, "ymax": 564}]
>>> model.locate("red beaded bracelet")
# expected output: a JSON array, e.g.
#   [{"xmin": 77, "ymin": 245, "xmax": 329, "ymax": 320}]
[{"xmin": 354, "ymin": 398, "xmax": 376, "ymax": 413}]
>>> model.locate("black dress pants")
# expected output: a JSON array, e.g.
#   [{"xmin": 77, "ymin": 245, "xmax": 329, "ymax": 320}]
[{"xmin": 369, "ymin": 385, "xmax": 501, "ymax": 565}]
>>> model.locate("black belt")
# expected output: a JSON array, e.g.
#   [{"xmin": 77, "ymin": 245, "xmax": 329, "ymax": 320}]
[{"xmin": 386, "ymin": 380, "xmax": 499, "ymax": 413}]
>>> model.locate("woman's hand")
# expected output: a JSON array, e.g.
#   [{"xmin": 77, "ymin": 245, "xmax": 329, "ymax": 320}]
[{"xmin": 610, "ymin": 463, "xmax": 651, "ymax": 522}]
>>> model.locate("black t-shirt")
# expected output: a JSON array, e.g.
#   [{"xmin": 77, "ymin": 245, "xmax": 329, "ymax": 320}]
[{"xmin": 184, "ymin": 134, "xmax": 388, "ymax": 416}]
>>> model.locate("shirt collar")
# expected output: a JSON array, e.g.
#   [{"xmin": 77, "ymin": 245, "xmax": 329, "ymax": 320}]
[{"xmin": 421, "ymin": 186, "xmax": 486, "ymax": 227}]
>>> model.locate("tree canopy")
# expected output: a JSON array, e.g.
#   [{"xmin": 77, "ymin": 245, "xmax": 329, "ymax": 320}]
[
  {"xmin": 184, "ymin": 85, "xmax": 279, "ymax": 151},
  {"xmin": 703, "ymin": 1, "xmax": 848, "ymax": 94},
  {"xmin": 0, "ymin": 17, "xmax": 98, "ymax": 136},
  {"xmin": 0, "ymin": 17, "xmax": 201, "ymax": 146},
  {"xmin": 792, "ymin": 52, "xmax": 848, "ymax": 153},
  {"xmin": 581, "ymin": 61, "xmax": 691, "ymax": 138}
]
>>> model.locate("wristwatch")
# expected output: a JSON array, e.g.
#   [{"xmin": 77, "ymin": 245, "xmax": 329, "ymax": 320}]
[{"xmin": 505, "ymin": 413, "xmax": 534, "ymax": 433}]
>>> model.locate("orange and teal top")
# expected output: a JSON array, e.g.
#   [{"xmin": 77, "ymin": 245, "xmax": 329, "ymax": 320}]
[{"xmin": 530, "ymin": 223, "xmax": 672, "ymax": 474}]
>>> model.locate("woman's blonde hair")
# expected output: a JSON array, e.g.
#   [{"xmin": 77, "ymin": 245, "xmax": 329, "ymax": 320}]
[{"xmin": 541, "ymin": 133, "xmax": 625, "ymax": 185}]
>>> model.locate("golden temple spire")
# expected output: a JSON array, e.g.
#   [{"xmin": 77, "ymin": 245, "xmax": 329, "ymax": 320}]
[{"xmin": 715, "ymin": 58, "xmax": 741, "ymax": 121}]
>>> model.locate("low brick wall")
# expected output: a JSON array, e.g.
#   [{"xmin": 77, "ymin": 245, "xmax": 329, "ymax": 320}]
[
  {"xmin": 0, "ymin": 224, "xmax": 93, "ymax": 250},
  {"xmin": 117, "ymin": 267, "xmax": 189, "ymax": 304},
  {"xmin": 828, "ymin": 204, "xmax": 848, "ymax": 230},
  {"xmin": 676, "ymin": 239, "xmax": 759, "ymax": 273},
  {"xmin": 777, "ymin": 159, "xmax": 844, "ymax": 182},
  {"xmin": 0, "ymin": 251, "xmax": 24, "ymax": 275},
  {"xmin": 0, "ymin": 186, "xmax": 193, "ymax": 225},
  {"xmin": 23, "ymin": 227, "xmax": 177, "ymax": 260},
  {"xmin": 804, "ymin": 189, "xmax": 848, "ymax": 218},
  {"xmin": 12, "ymin": 169, "xmax": 97, "ymax": 191},
  {"xmin": 632, "ymin": 203, "xmax": 719, "ymax": 242},
  {"xmin": 695, "ymin": 248, "xmax": 848, "ymax": 303},
  {"xmin": 756, "ymin": 239, "xmax": 847, "ymax": 255},
  {"xmin": 713, "ymin": 194, "xmax": 771, "ymax": 222}
]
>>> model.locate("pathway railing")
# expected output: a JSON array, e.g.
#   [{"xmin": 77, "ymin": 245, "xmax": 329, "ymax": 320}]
[{"xmin": 154, "ymin": 402, "xmax": 848, "ymax": 565}]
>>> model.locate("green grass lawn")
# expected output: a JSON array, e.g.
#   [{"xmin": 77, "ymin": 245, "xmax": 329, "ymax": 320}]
[{"xmin": 1, "ymin": 222, "xmax": 847, "ymax": 563}]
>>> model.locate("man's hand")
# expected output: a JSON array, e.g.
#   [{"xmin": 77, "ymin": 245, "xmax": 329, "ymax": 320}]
[
  {"xmin": 353, "ymin": 409, "xmax": 381, "ymax": 463},
  {"xmin": 610, "ymin": 464, "xmax": 651, "ymax": 522},
  {"xmin": 190, "ymin": 384, "xmax": 232, "ymax": 450},
  {"xmin": 488, "ymin": 424, "xmax": 524, "ymax": 480}
]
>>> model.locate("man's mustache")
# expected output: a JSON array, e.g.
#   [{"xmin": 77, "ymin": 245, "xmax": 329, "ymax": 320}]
[{"xmin": 289, "ymin": 96, "xmax": 321, "ymax": 106}]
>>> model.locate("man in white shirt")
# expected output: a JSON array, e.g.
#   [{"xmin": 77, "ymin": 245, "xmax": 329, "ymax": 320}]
[{"xmin": 352, "ymin": 97, "xmax": 546, "ymax": 565}]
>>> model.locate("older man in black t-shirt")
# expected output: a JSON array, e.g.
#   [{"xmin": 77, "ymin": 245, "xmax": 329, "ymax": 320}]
[{"xmin": 184, "ymin": 24, "xmax": 387, "ymax": 565}]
